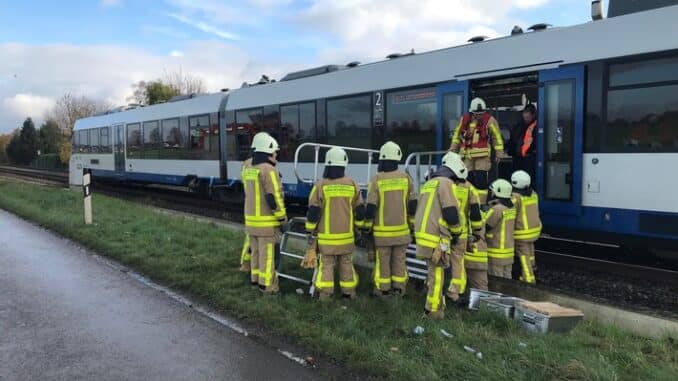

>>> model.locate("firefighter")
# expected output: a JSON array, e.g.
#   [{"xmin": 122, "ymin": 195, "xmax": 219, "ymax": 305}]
[
  {"xmin": 239, "ymin": 132, "xmax": 269, "ymax": 273},
  {"xmin": 413, "ymin": 158, "xmax": 462, "ymax": 319},
  {"xmin": 464, "ymin": 226, "xmax": 489, "ymax": 291},
  {"xmin": 364, "ymin": 141, "xmax": 417, "ymax": 297},
  {"xmin": 511, "ymin": 170, "xmax": 542, "ymax": 284},
  {"xmin": 305, "ymin": 147, "xmax": 365, "ymax": 300},
  {"xmin": 441, "ymin": 152, "xmax": 483, "ymax": 302},
  {"xmin": 485, "ymin": 179, "xmax": 516, "ymax": 279},
  {"xmin": 242, "ymin": 133, "xmax": 287, "ymax": 294},
  {"xmin": 449, "ymin": 97, "xmax": 505, "ymax": 203}
]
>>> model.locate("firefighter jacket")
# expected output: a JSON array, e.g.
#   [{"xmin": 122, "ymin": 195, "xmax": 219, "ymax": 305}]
[
  {"xmin": 451, "ymin": 180, "xmax": 483, "ymax": 240},
  {"xmin": 365, "ymin": 170, "xmax": 417, "ymax": 247},
  {"xmin": 512, "ymin": 189, "xmax": 542, "ymax": 242},
  {"xmin": 485, "ymin": 199, "xmax": 516, "ymax": 265},
  {"xmin": 305, "ymin": 176, "xmax": 364, "ymax": 255},
  {"xmin": 413, "ymin": 176, "xmax": 462, "ymax": 259},
  {"xmin": 242, "ymin": 162, "xmax": 286, "ymax": 237},
  {"xmin": 450, "ymin": 112, "xmax": 504, "ymax": 159}
]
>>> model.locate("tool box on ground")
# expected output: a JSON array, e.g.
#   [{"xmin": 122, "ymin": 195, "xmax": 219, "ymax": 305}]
[
  {"xmin": 513, "ymin": 301, "xmax": 584, "ymax": 334},
  {"xmin": 468, "ymin": 288, "xmax": 504, "ymax": 310},
  {"xmin": 479, "ymin": 297, "xmax": 526, "ymax": 319}
]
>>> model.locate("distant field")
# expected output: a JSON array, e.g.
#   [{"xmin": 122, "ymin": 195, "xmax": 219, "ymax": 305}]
[{"xmin": 1, "ymin": 180, "xmax": 676, "ymax": 381}]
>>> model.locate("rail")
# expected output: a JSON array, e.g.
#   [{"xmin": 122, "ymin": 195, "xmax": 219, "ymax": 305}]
[
  {"xmin": 293, "ymin": 143, "xmax": 379, "ymax": 189},
  {"xmin": 403, "ymin": 150, "xmax": 447, "ymax": 192},
  {"xmin": 0, "ymin": 165, "xmax": 69, "ymax": 185}
]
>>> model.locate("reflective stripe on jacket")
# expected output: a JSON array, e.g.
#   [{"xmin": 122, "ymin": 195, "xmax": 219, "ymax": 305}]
[
  {"xmin": 450, "ymin": 113, "xmax": 504, "ymax": 159},
  {"xmin": 243, "ymin": 162, "xmax": 286, "ymax": 236},
  {"xmin": 413, "ymin": 177, "xmax": 461, "ymax": 257},
  {"xmin": 306, "ymin": 177, "xmax": 363, "ymax": 255},
  {"xmin": 512, "ymin": 190, "xmax": 542, "ymax": 242},
  {"xmin": 451, "ymin": 181, "xmax": 482, "ymax": 239},
  {"xmin": 366, "ymin": 171, "xmax": 416, "ymax": 247},
  {"xmin": 485, "ymin": 201, "xmax": 516, "ymax": 264}
]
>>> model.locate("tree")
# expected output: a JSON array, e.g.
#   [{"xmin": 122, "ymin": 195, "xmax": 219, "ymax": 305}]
[
  {"xmin": 6, "ymin": 118, "xmax": 39, "ymax": 165},
  {"xmin": 127, "ymin": 69, "xmax": 206, "ymax": 106},
  {"xmin": 0, "ymin": 132, "xmax": 15, "ymax": 163},
  {"xmin": 38, "ymin": 119, "xmax": 63, "ymax": 154}
]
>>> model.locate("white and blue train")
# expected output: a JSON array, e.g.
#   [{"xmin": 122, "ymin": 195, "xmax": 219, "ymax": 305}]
[{"xmin": 71, "ymin": 0, "xmax": 678, "ymax": 249}]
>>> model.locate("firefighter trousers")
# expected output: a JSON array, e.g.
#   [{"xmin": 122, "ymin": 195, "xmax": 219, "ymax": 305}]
[
  {"xmin": 464, "ymin": 156, "xmax": 491, "ymax": 203},
  {"xmin": 249, "ymin": 235, "xmax": 279, "ymax": 293},
  {"xmin": 373, "ymin": 245, "xmax": 408, "ymax": 293},
  {"xmin": 515, "ymin": 240, "xmax": 536, "ymax": 284},
  {"xmin": 488, "ymin": 259, "xmax": 512, "ymax": 279},
  {"xmin": 425, "ymin": 260, "xmax": 446, "ymax": 315},
  {"xmin": 466, "ymin": 268, "xmax": 488, "ymax": 291},
  {"xmin": 446, "ymin": 238, "xmax": 467, "ymax": 300},
  {"xmin": 240, "ymin": 234, "xmax": 251, "ymax": 272},
  {"xmin": 315, "ymin": 253, "xmax": 358, "ymax": 297}
]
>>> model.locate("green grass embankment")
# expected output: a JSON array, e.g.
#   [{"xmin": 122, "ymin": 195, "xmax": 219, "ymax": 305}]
[{"xmin": 1, "ymin": 180, "xmax": 676, "ymax": 381}]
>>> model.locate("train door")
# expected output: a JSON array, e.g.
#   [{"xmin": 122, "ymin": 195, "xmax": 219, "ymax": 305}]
[
  {"xmin": 537, "ymin": 65, "xmax": 584, "ymax": 215},
  {"xmin": 113, "ymin": 123, "xmax": 125, "ymax": 174},
  {"xmin": 436, "ymin": 81, "xmax": 468, "ymax": 151}
]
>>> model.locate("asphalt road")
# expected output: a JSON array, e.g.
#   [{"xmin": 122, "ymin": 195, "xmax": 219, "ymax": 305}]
[{"xmin": 0, "ymin": 209, "xmax": 323, "ymax": 381}]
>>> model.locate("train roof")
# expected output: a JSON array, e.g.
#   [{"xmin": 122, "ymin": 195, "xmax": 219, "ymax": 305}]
[
  {"xmin": 74, "ymin": 92, "xmax": 229, "ymax": 131},
  {"xmin": 225, "ymin": 4, "xmax": 678, "ymax": 109}
]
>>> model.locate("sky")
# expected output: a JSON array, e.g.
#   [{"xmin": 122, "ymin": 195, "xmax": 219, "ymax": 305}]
[{"xmin": 0, "ymin": 0, "xmax": 593, "ymax": 133}]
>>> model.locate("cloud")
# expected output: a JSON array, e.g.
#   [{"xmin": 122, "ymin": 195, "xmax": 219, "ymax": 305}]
[
  {"xmin": 168, "ymin": 13, "xmax": 239, "ymax": 40},
  {"xmin": 169, "ymin": 50, "xmax": 184, "ymax": 58},
  {"xmin": 0, "ymin": 42, "xmax": 294, "ymax": 133},
  {"xmin": 100, "ymin": 0, "xmax": 123, "ymax": 7},
  {"xmin": 142, "ymin": 25, "xmax": 189, "ymax": 40}
]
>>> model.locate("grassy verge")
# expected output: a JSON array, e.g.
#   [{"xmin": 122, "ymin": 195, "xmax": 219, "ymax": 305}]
[{"xmin": 1, "ymin": 180, "xmax": 676, "ymax": 381}]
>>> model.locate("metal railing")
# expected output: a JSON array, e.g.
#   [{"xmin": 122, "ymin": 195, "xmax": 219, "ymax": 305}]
[
  {"xmin": 403, "ymin": 150, "xmax": 447, "ymax": 192},
  {"xmin": 293, "ymin": 142, "xmax": 379, "ymax": 189}
]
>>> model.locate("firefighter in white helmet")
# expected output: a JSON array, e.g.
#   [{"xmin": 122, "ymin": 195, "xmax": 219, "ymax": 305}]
[
  {"xmin": 242, "ymin": 132, "xmax": 287, "ymax": 293},
  {"xmin": 240, "ymin": 132, "xmax": 271, "ymax": 274},
  {"xmin": 305, "ymin": 147, "xmax": 365, "ymax": 300},
  {"xmin": 511, "ymin": 170, "xmax": 542, "ymax": 284},
  {"xmin": 364, "ymin": 141, "xmax": 417, "ymax": 297},
  {"xmin": 441, "ymin": 152, "xmax": 483, "ymax": 302},
  {"xmin": 413, "ymin": 154, "xmax": 463, "ymax": 319},
  {"xmin": 485, "ymin": 179, "xmax": 516, "ymax": 279},
  {"xmin": 449, "ymin": 97, "xmax": 505, "ymax": 203}
]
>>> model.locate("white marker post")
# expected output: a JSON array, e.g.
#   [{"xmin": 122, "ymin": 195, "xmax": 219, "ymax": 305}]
[{"xmin": 83, "ymin": 168, "xmax": 92, "ymax": 225}]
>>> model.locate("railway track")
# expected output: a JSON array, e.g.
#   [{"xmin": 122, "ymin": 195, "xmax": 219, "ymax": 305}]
[{"xmin": 0, "ymin": 165, "xmax": 69, "ymax": 185}]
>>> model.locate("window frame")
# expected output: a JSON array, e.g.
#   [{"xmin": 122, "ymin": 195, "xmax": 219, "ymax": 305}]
[
  {"xmin": 100, "ymin": 126, "xmax": 111, "ymax": 153},
  {"xmin": 325, "ymin": 93, "xmax": 374, "ymax": 156},
  {"xmin": 383, "ymin": 85, "xmax": 439, "ymax": 155},
  {"xmin": 188, "ymin": 113, "xmax": 219, "ymax": 160},
  {"xmin": 161, "ymin": 117, "xmax": 182, "ymax": 150},
  {"xmin": 126, "ymin": 122, "xmax": 142, "ymax": 158}
]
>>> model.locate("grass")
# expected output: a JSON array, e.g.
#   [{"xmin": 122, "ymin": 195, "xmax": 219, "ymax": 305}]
[{"xmin": 1, "ymin": 180, "xmax": 677, "ymax": 381}]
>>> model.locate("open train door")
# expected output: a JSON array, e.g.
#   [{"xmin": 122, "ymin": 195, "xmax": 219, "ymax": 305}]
[
  {"xmin": 537, "ymin": 65, "xmax": 584, "ymax": 216},
  {"xmin": 436, "ymin": 81, "xmax": 469, "ymax": 151}
]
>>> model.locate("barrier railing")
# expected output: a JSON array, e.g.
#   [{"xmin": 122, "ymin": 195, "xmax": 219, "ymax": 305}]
[
  {"xmin": 403, "ymin": 150, "xmax": 447, "ymax": 192},
  {"xmin": 293, "ymin": 143, "xmax": 379, "ymax": 189}
]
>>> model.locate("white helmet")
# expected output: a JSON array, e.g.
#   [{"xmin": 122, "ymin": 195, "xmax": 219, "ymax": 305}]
[
  {"xmin": 252, "ymin": 132, "xmax": 279, "ymax": 154},
  {"xmin": 489, "ymin": 179, "xmax": 512, "ymax": 199},
  {"xmin": 511, "ymin": 170, "xmax": 531, "ymax": 190},
  {"xmin": 441, "ymin": 152, "xmax": 468, "ymax": 180},
  {"xmin": 379, "ymin": 141, "xmax": 402, "ymax": 161},
  {"xmin": 469, "ymin": 97, "xmax": 487, "ymax": 113},
  {"xmin": 325, "ymin": 147, "xmax": 348, "ymax": 167}
]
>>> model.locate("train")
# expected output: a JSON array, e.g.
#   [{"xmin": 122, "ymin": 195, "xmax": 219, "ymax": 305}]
[{"xmin": 71, "ymin": 0, "xmax": 678, "ymax": 253}]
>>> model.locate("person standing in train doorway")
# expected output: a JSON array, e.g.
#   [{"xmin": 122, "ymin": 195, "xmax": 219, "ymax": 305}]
[
  {"xmin": 508, "ymin": 104, "xmax": 538, "ymax": 182},
  {"xmin": 242, "ymin": 133, "xmax": 287, "ymax": 294},
  {"xmin": 449, "ymin": 97, "xmax": 505, "ymax": 204}
]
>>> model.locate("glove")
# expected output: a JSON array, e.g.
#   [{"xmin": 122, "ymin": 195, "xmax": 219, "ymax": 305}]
[
  {"xmin": 279, "ymin": 219, "xmax": 290, "ymax": 233},
  {"xmin": 300, "ymin": 236, "xmax": 318, "ymax": 269},
  {"xmin": 431, "ymin": 247, "xmax": 443, "ymax": 266},
  {"xmin": 452, "ymin": 234, "xmax": 460, "ymax": 245}
]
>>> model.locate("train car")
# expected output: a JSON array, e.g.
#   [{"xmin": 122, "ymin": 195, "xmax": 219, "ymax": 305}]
[{"xmin": 72, "ymin": 0, "xmax": 678, "ymax": 250}]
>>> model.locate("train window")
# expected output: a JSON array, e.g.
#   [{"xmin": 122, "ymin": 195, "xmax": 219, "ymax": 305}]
[
  {"xmin": 160, "ymin": 118, "xmax": 183, "ymax": 159},
  {"xmin": 100, "ymin": 127, "xmax": 110, "ymax": 153},
  {"xmin": 227, "ymin": 108, "xmax": 263, "ymax": 161},
  {"xmin": 189, "ymin": 114, "xmax": 218, "ymax": 160},
  {"xmin": 605, "ymin": 84, "xmax": 678, "ymax": 152},
  {"xmin": 585, "ymin": 62, "xmax": 604, "ymax": 152},
  {"xmin": 609, "ymin": 56, "xmax": 678, "ymax": 87},
  {"xmin": 327, "ymin": 95, "xmax": 372, "ymax": 162},
  {"xmin": 79, "ymin": 130, "xmax": 88, "ymax": 153},
  {"xmin": 126, "ymin": 123, "xmax": 142, "ymax": 158},
  {"xmin": 89, "ymin": 129, "xmax": 100, "ymax": 153},
  {"xmin": 281, "ymin": 102, "xmax": 316, "ymax": 162},
  {"xmin": 142, "ymin": 121, "xmax": 160, "ymax": 159},
  {"xmin": 384, "ymin": 87, "xmax": 437, "ymax": 157}
]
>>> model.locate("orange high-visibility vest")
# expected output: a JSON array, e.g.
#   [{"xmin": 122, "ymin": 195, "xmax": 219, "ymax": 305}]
[{"xmin": 520, "ymin": 120, "xmax": 537, "ymax": 157}]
